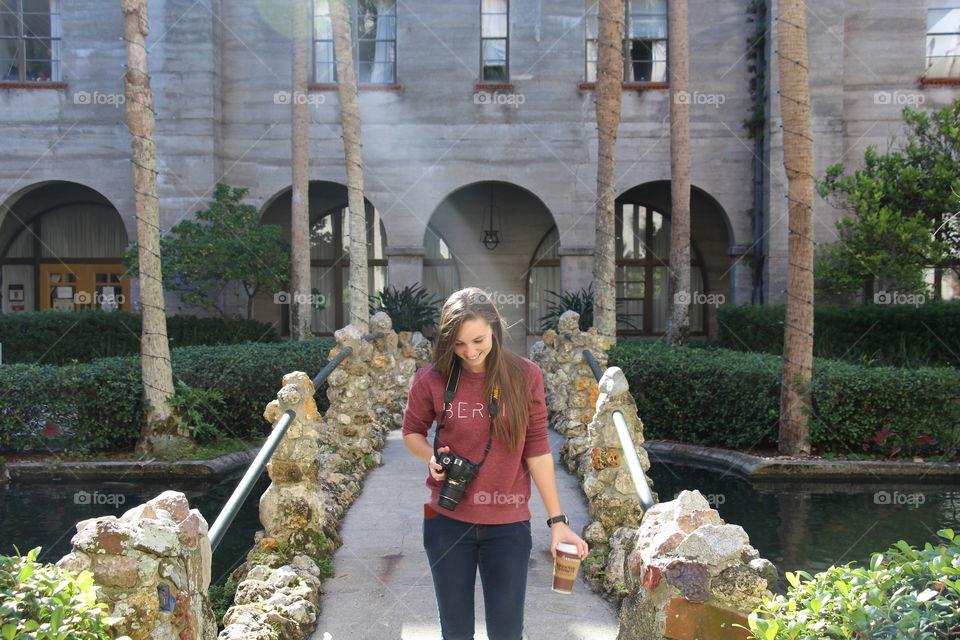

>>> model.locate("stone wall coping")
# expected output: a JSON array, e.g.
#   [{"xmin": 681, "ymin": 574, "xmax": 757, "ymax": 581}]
[
  {"xmin": 644, "ymin": 440, "xmax": 960, "ymax": 482},
  {"xmin": 5, "ymin": 447, "xmax": 259, "ymax": 481}
]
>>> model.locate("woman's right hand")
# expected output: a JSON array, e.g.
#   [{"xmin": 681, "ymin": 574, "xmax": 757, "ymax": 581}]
[{"xmin": 429, "ymin": 446, "xmax": 450, "ymax": 481}]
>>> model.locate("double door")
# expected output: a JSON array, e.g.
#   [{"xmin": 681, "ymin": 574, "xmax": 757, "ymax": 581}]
[{"xmin": 39, "ymin": 264, "xmax": 131, "ymax": 312}]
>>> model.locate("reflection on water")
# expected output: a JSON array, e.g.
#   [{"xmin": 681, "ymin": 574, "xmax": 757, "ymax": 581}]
[
  {"xmin": 644, "ymin": 461, "xmax": 960, "ymax": 591},
  {"xmin": 0, "ymin": 473, "xmax": 270, "ymax": 584}
]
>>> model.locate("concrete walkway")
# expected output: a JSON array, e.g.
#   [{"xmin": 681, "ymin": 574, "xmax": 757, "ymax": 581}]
[{"xmin": 310, "ymin": 427, "xmax": 621, "ymax": 640}]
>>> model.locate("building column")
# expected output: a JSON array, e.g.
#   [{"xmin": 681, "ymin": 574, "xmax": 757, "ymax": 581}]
[
  {"xmin": 559, "ymin": 246, "xmax": 594, "ymax": 294},
  {"xmin": 385, "ymin": 245, "xmax": 424, "ymax": 291}
]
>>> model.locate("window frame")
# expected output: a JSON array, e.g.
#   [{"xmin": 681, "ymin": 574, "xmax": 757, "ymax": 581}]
[
  {"xmin": 585, "ymin": 0, "xmax": 668, "ymax": 85},
  {"xmin": 480, "ymin": 0, "xmax": 509, "ymax": 83},
  {"xmin": 311, "ymin": 0, "xmax": 397, "ymax": 85},
  {"xmin": 0, "ymin": 0, "xmax": 62, "ymax": 83}
]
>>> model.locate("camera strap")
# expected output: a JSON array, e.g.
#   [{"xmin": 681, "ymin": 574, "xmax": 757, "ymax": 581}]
[{"xmin": 432, "ymin": 358, "xmax": 500, "ymax": 468}]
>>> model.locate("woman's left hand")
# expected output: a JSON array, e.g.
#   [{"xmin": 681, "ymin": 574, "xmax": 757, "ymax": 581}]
[{"xmin": 549, "ymin": 523, "xmax": 589, "ymax": 559}]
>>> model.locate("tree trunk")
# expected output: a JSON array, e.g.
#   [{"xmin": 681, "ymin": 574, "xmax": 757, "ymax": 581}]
[
  {"xmin": 666, "ymin": 0, "xmax": 691, "ymax": 345},
  {"xmin": 330, "ymin": 0, "xmax": 369, "ymax": 333},
  {"xmin": 290, "ymin": 0, "xmax": 312, "ymax": 340},
  {"xmin": 122, "ymin": 0, "xmax": 185, "ymax": 455},
  {"xmin": 592, "ymin": 0, "xmax": 624, "ymax": 338},
  {"xmin": 777, "ymin": 0, "xmax": 814, "ymax": 456}
]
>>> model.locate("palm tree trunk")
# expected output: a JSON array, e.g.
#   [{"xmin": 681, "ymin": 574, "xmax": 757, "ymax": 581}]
[
  {"xmin": 331, "ymin": 0, "xmax": 369, "ymax": 333},
  {"xmin": 777, "ymin": 0, "xmax": 814, "ymax": 456},
  {"xmin": 290, "ymin": 0, "xmax": 312, "ymax": 340},
  {"xmin": 121, "ymin": 0, "xmax": 184, "ymax": 455},
  {"xmin": 593, "ymin": 0, "xmax": 624, "ymax": 338},
  {"xmin": 666, "ymin": 0, "xmax": 691, "ymax": 345}
]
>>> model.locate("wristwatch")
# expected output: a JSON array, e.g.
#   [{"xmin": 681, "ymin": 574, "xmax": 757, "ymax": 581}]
[{"xmin": 546, "ymin": 514, "xmax": 569, "ymax": 528}]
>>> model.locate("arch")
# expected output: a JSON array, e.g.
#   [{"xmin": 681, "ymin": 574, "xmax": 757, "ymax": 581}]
[
  {"xmin": 0, "ymin": 181, "xmax": 131, "ymax": 313},
  {"xmin": 615, "ymin": 181, "xmax": 733, "ymax": 337},
  {"xmin": 425, "ymin": 180, "xmax": 557, "ymax": 351},
  {"xmin": 258, "ymin": 181, "xmax": 388, "ymax": 335}
]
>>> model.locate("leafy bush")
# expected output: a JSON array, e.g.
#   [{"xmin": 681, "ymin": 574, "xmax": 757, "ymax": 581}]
[
  {"xmin": 0, "ymin": 339, "xmax": 334, "ymax": 453},
  {"xmin": 0, "ymin": 311, "xmax": 278, "ymax": 365},
  {"xmin": 538, "ymin": 284, "xmax": 637, "ymax": 332},
  {"xmin": 717, "ymin": 303, "xmax": 960, "ymax": 368},
  {"xmin": 748, "ymin": 529, "xmax": 960, "ymax": 639},
  {"xmin": 369, "ymin": 284, "xmax": 440, "ymax": 333},
  {"xmin": 0, "ymin": 547, "xmax": 111, "ymax": 640},
  {"xmin": 608, "ymin": 341, "xmax": 960, "ymax": 458}
]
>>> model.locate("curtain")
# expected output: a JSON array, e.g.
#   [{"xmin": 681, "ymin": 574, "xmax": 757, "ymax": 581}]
[
  {"xmin": 371, "ymin": 0, "xmax": 395, "ymax": 83},
  {"xmin": 40, "ymin": 205, "xmax": 128, "ymax": 258},
  {"xmin": 49, "ymin": 0, "xmax": 60, "ymax": 81},
  {"xmin": 1, "ymin": 265, "xmax": 34, "ymax": 312}
]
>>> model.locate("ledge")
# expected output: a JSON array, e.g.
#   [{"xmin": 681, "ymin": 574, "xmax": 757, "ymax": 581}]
[
  {"xmin": 475, "ymin": 82, "xmax": 514, "ymax": 90},
  {"xmin": 308, "ymin": 82, "xmax": 403, "ymax": 91},
  {"xmin": 579, "ymin": 81, "xmax": 669, "ymax": 91},
  {"xmin": 3, "ymin": 447, "xmax": 259, "ymax": 482},
  {"xmin": 643, "ymin": 440, "xmax": 960, "ymax": 482},
  {"xmin": 918, "ymin": 76, "xmax": 960, "ymax": 86},
  {"xmin": 0, "ymin": 81, "xmax": 67, "ymax": 90}
]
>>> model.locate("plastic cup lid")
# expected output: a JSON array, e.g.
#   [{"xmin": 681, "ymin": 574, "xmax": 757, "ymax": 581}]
[{"xmin": 556, "ymin": 542, "xmax": 579, "ymax": 554}]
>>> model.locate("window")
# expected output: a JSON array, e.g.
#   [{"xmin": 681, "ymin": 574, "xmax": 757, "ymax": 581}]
[
  {"xmin": 926, "ymin": 2, "xmax": 960, "ymax": 79},
  {"xmin": 526, "ymin": 227, "xmax": 559, "ymax": 332},
  {"xmin": 313, "ymin": 0, "xmax": 396, "ymax": 84},
  {"xmin": 423, "ymin": 226, "xmax": 461, "ymax": 303},
  {"xmin": 616, "ymin": 203, "xmax": 705, "ymax": 334},
  {"xmin": 481, "ymin": 0, "xmax": 508, "ymax": 82},
  {"xmin": 0, "ymin": 0, "xmax": 61, "ymax": 82},
  {"xmin": 586, "ymin": 0, "xmax": 667, "ymax": 83}
]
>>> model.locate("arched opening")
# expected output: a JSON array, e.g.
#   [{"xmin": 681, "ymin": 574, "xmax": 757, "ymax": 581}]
[
  {"xmin": 0, "ymin": 182, "xmax": 131, "ymax": 313},
  {"xmin": 426, "ymin": 181, "xmax": 556, "ymax": 353},
  {"xmin": 259, "ymin": 181, "xmax": 387, "ymax": 335},
  {"xmin": 526, "ymin": 226, "xmax": 559, "ymax": 331},
  {"xmin": 616, "ymin": 181, "xmax": 732, "ymax": 337}
]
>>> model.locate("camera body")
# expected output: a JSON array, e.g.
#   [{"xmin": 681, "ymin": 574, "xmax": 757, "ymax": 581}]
[{"xmin": 436, "ymin": 452, "xmax": 481, "ymax": 510}]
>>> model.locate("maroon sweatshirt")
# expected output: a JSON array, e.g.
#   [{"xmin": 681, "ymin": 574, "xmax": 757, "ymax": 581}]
[{"xmin": 402, "ymin": 357, "xmax": 552, "ymax": 525}]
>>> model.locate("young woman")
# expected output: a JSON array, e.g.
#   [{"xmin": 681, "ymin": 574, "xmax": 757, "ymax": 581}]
[{"xmin": 402, "ymin": 287, "xmax": 589, "ymax": 640}]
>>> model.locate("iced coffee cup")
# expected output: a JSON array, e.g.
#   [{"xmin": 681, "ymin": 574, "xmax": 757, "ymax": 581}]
[{"xmin": 552, "ymin": 542, "xmax": 581, "ymax": 594}]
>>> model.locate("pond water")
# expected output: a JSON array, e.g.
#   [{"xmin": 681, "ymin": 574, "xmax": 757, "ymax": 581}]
[
  {"xmin": 645, "ymin": 460, "xmax": 960, "ymax": 590},
  {"xmin": 0, "ymin": 472, "xmax": 270, "ymax": 584},
  {"xmin": 1, "ymin": 461, "xmax": 958, "ymax": 592}
]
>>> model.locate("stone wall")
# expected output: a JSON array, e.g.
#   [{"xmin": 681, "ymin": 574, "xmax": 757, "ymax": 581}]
[
  {"xmin": 532, "ymin": 312, "xmax": 777, "ymax": 638},
  {"xmin": 57, "ymin": 491, "xmax": 217, "ymax": 640},
  {"xmin": 220, "ymin": 316, "xmax": 416, "ymax": 640}
]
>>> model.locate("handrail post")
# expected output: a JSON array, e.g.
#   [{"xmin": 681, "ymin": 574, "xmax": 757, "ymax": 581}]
[{"xmin": 581, "ymin": 347, "xmax": 656, "ymax": 513}]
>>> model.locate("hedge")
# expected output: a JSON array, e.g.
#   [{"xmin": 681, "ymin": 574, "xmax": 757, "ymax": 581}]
[
  {"xmin": 0, "ymin": 311, "xmax": 278, "ymax": 365},
  {"xmin": 717, "ymin": 302, "xmax": 960, "ymax": 368},
  {"xmin": 0, "ymin": 339, "xmax": 334, "ymax": 453},
  {"xmin": 608, "ymin": 340, "xmax": 960, "ymax": 458}
]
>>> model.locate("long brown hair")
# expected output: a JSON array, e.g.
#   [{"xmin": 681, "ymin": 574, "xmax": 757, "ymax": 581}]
[{"xmin": 432, "ymin": 287, "xmax": 531, "ymax": 452}]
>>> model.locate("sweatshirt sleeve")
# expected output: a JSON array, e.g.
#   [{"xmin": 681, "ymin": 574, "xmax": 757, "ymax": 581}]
[
  {"xmin": 522, "ymin": 360, "xmax": 552, "ymax": 459},
  {"xmin": 402, "ymin": 367, "xmax": 436, "ymax": 437}
]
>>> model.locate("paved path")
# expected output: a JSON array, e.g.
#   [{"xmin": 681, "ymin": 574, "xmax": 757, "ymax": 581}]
[{"xmin": 310, "ymin": 427, "xmax": 621, "ymax": 640}]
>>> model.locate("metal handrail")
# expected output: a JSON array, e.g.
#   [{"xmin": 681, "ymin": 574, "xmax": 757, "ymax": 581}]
[
  {"xmin": 208, "ymin": 342, "xmax": 357, "ymax": 552},
  {"xmin": 581, "ymin": 348, "xmax": 656, "ymax": 512}
]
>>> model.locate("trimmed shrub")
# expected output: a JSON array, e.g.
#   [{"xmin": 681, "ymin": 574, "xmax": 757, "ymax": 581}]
[
  {"xmin": 748, "ymin": 529, "xmax": 960, "ymax": 639},
  {"xmin": 608, "ymin": 341, "xmax": 960, "ymax": 458},
  {"xmin": 0, "ymin": 547, "xmax": 111, "ymax": 639},
  {"xmin": 0, "ymin": 311, "xmax": 278, "ymax": 365},
  {"xmin": 717, "ymin": 302, "xmax": 960, "ymax": 368},
  {"xmin": 0, "ymin": 339, "xmax": 334, "ymax": 453}
]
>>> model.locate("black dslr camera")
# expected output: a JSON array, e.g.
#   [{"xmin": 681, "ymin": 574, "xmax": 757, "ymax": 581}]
[{"xmin": 436, "ymin": 452, "xmax": 481, "ymax": 511}]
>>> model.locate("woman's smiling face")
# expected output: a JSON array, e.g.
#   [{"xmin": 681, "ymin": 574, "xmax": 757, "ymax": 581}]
[{"xmin": 453, "ymin": 318, "xmax": 493, "ymax": 372}]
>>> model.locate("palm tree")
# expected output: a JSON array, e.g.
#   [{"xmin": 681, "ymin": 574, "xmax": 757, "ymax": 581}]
[
  {"xmin": 121, "ymin": 0, "xmax": 185, "ymax": 455},
  {"xmin": 330, "ymin": 0, "xmax": 369, "ymax": 333},
  {"xmin": 776, "ymin": 0, "xmax": 814, "ymax": 456},
  {"xmin": 290, "ymin": 0, "xmax": 312, "ymax": 340},
  {"xmin": 592, "ymin": 0, "xmax": 624, "ymax": 337},
  {"xmin": 665, "ymin": 0, "xmax": 691, "ymax": 345}
]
